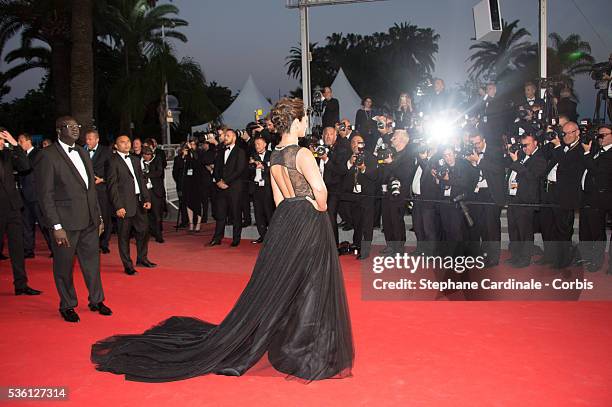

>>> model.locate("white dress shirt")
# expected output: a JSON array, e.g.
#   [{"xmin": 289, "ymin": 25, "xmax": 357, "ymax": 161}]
[
  {"xmin": 473, "ymin": 145, "xmax": 489, "ymax": 192},
  {"xmin": 254, "ymin": 152, "xmax": 266, "ymax": 186},
  {"xmin": 508, "ymin": 147, "xmax": 537, "ymax": 196},
  {"xmin": 88, "ymin": 143, "xmax": 98, "ymax": 159},
  {"xmin": 120, "ymin": 152, "xmax": 140, "ymax": 194},
  {"xmin": 224, "ymin": 144, "xmax": 234, "ymax": 164},
  {"xmin": 58, "ymin": 139, "xmax": 89, "ymax": 188}
]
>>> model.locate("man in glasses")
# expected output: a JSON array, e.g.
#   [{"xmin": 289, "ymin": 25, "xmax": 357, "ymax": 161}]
[
  {"xmin": 36, "ymin": 116, "xmax": 111, "ymax": 322},
  {"xmin": 579, "ymin": 125, "xmax": 612, "ymax": 274},
  {"xmin": 466, "ymin": 132, "xmax": 506, "ymax": 267},
  {"xmin": 506, "ymin": 134, "xmax": 547, "ymax": 267},
  {"xmin": 540, "ymin": 121, "xmax": 588, "ymax": 269}
]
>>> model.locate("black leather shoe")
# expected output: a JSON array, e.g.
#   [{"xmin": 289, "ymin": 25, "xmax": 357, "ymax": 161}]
[
  {"xmin": 251, "ymin": 237, "xmax": 264, "ymax": 244},
  {"xmin": 100, "ymin": 247, "xmax": 110, "ymax": 254},
  {"xmin": 89, "ymin": 302, "xmax": 112, "ymax": 316},
  {"xmin": 155, "ymin": 238, "xmax": 165, "ymax": 243},
  {"xmin": 60, "ymin": 308, "xmax": 80, "ymax": 323},
  {"xmin": 380, "ymin": 246, "xmax": 394, "ymax": 255},
  {"xmin": 24, "ymin": 253, "xmax": 35, "ymax": 259},
  {"xmin": 124, "ymin": 267, "xmax": 137, "ymax": 275},
  {"xmin": 241, "ymin": 220, "xmax": 251, "ymax": 227},
  {"xmin": 342, "ymin": 224, "xmax": 354, "ymax": 231},
  {"xmin": 357, "ymin": 253, "xmax": 370, "ymax": 260},
  {"xmin": 208, "ymin": 240, "xmax": 221, "ymax": 247},
  {"xmin": 15, "ymin": 286, "xmax": 42, "ymax": 296},
  {"xmin": 136, "ymin": 259, "xmax": 157, "ymax": 268},
  {"xmin": 230, "ymin": 241, "xmax": 240, "ymax": 247},
  {"xmin": 0, "ymin": 253, "xmax": 8, "ymax": 260}
]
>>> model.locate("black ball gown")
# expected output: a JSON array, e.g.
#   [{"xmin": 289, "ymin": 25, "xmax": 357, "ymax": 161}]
[{"xmin": 91, "ymin": 144, "xmax": 354, "ymax": 382}]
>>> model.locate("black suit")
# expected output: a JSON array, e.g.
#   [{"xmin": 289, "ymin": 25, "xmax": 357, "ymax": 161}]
[
  {"xmin": 467, "ymin": 144, "xmax": 506, "ymax": 264},
  {"xmin": 481, "ymin": 96, "xmax": 508, "ymax": 147},
  {"xmin": 411, "ymin": 155, "xmax": 442, "ymax": 255},
  {"xmin": 212, "ymin": 144, "xmax": 247, "ymax": 244},
  {"xmin": 579, "ymin": 146, "xmax": 612, "ymax": 269},
  {"xmin": 320, "ymin": 141, "xmax": 352, "ymax": 244},
  {"xmin": 172, "ymin": 154, "xmax": 189, "ymax": 226},
  {"xmin": 107, "ymin": 152, "xmax": 151, "ymax": 269},
  {"xmin": 506, "ymin": 147, "xmax": 547, "ymax": 263},
  {"xmin": 343, "ymin": 152, "xmax": 378, "ymax": 256},
  {"xmin": 249, "ymin": 150, "xmax": 274, "ymax": 239},
  {"xmin": 380, "ymin": 147, "xmax": 417, "ymax": 252},
  {"xmin": 143, "ymin": 155, "xmax": 165, "ymax": 241},
  {"xmin": 88, "ymin": 144, "xmax": 113, "ymax": 251},
  {"xmin": 541, "ymin": 142, "xmax": 586, "ymax": 267},
  {"xmin": 17, "ymin": 147, "xmax": 52, "ymax": 256},
  {"xmin": 36, "ymin": 142, "xmax": 105, "ymax": 310},
  {"xmin": 322, "ymin": 98, "xmax": 340, "ymax": 128},
  {"xmin": 1, "ymin": 146, "xmax": 31, "ymax": 290}
]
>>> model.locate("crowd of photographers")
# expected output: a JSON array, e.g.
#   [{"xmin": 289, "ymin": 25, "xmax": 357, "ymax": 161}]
[{"xmin": 1, "ymin": 77, "xmax": 611, "ymax": 300}]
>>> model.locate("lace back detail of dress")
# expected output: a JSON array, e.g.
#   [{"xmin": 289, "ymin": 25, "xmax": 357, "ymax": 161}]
[{"xmin": 270, "ymin": 145, "xmax": 314, "ymax": 199}]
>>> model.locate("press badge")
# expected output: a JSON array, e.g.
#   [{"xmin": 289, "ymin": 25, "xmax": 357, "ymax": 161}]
[
  {"xmin": 187, "ymin": 169, "xmax": 194, "ymax": 176},
  {"xmin": 381, "ymin": 184, "xmax": 388, "ymax": 193},
  {"xmin": 354, "ymin": 184, "xmax": 362, "ymax": 194}
]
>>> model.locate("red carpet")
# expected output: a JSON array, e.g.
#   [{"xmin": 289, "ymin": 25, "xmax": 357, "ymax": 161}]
[{"xmin": 1, "ymin": 224, "xmax": 611, "ymax": 406}]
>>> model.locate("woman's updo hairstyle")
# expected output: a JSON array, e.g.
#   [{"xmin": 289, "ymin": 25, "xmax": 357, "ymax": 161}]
[{"xmin": 270, "ymin": 97, "xmax": 304, "ymax": 135}]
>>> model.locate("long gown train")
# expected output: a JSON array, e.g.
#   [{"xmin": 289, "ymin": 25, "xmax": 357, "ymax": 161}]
[{"xmin": 91, "ymin": 194, "xmax": 354, "ymax": 382}]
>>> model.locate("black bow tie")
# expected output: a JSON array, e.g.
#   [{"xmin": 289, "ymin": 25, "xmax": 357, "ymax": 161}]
[
  {"xmin": 88, "ymin": 148, "xmax": 96, "ymax": 153},
  {"xmin": 124, "ymin": 154, "xmax": 130, "ymax": 160},
  {"xmin": 68, "ymin": 146, "xmax": 77, "ymax": 153}
]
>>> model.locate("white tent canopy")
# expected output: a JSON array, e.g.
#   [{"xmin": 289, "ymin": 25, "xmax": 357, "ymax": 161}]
[
  {"xmin": 191, "ymin": 75, "xmax": 271, "ymax": 134},
  {"xmin": 330, "ymin": 68, "xmax": 362, "ymax": 123}
]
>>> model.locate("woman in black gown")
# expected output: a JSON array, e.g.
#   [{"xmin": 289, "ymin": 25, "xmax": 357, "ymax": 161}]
[{"xmin": 91, "ymin": 98, "xmax": 354, "ymax": 382}]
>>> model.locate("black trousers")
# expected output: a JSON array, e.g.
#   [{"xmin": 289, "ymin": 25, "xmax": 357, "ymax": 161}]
[
  {"xmin": 438, "ymin": 200, "xmax": 468, "ymax": 256},
  {"xmin": 327, "ymin": 192, "xmax": 341, "ymax": 245},
  {"xmin": 579, "ymin": 204, "xmax": 611, "ymax": 268},
  {"xmin": 201, "ymin": 183, "xmax": 212, "ymax": 222},
  {"xmin": 541, "ymin": 184, "xmax": 575, "ymax": 267},
  {"xmin": 351, "ymin": 196, "xmax": 375, "ymax": 255},
  {"xmin": 338, "ymin": 199, "xmax": 353, "ymax": 226},
  {"xmin": 148, "ymin": 191, "xmax": 164, "ymax": 240},
  {"xmin": 117, "ymin": 200, "xmax": 149, "ymax": 269},
  {"xmin": 382, "ymin": 194, "xmax": 406, "ymax": 251},
  {"xmin": 253, "ymin": 185, "xmax": 274, "ymax": 239},
  {"xmin": 22, "ymin": 200, "xmax": 52, "ymax": 256},
  {"xmin": 52, "ymin": 223, "xmax": 104, "ymax": 310},
  {"xmin": 0, "ymin": 208, "xmax": 28, "ymax": 289},
  {"xmin": 467, "ymin": 188, "xmax": 501, "ymax": 263},
  {"xmin": 213, "ymin": 185, "xmax": 243, "ymax": 243},
  {"xmin": 240, "ymin": 182, "xmax": 252, "ymax": 224},
  {"xmin": 411, "ymin": 199, "xmax": 440, "ymax": 255},
  {"xmin": 97, "ymin": 188, "xmax": 112, "ymax": 250},
  {"xmin": 176, "ymin": 188, "xmax": 189, "ymax": 225},
  {"xmin": 507, "ymin": 199, "xmax": 537, "ymax": 262}
]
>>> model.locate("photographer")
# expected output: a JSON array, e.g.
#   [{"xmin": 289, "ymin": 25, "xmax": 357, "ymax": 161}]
[
  {"xmin": 182, "ymin": 139, "xmax": 205, "ymax": 232},
  {"xmin": 465, "ymin": 132, "xmax": 506, "ymax": 267},
  {"xmin": 579, "ymin": 125, "xmax": 612, "ymax": 274},
  {"xmin": 480, "ymin": 82, "xmax": 507, "ymax": 147},
  {"xmin": 556, "ymin": 87, "xmax": 578, "ymax": 123},
  {"xmin": 379, "ymin": 129, "xmax": 416, "ymax": 255},
  {"xmin": 430, "ymin": 145, "xmax": 479, "ymax": 255},
  {"xmin": 540, "ymin": 121, "xmax": 587, "ymax": 268},
  {"xmin": 0, "ymin": 129, "xmax": 41, "ymax": 296},
  {"xmin": 336, "ymin": 118, "xmax": 355, "ymax": 231},
  {"xmin": 342, "ymin": 135, "xmax": 378, "ymax": 259},
  {"xmin": 249, "ymin": 136, "xmax": 274, "ymax": 244},
  {"xmin": 394, "ymin": 93, "xmax": 415, "ymax": 130},
  {"xmin": 197, "ymin": 140, "xmax": 215, "ymax": 224},
  {"xmin": 411, "ymin": 143, "xmax": 441, "ymax": 255},
  {"xmin": 172, "ymin": 142, "xmax": 190, "ymax": 228},
  {"xmin": 322, "ymin": 87, "xmax": 340, "ymax": 128},
  {"xmin": 317, "ymin": 126, "xmax": 352, "ymax": 245},
  {"xmin": 506, "ymin": 134, "xmax": 547, "ymax": 268}
]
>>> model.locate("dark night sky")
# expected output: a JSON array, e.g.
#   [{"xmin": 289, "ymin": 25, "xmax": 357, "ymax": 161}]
[{"xmin": 3, "ymin": 0, "xmax": 611, "ymax": 118}]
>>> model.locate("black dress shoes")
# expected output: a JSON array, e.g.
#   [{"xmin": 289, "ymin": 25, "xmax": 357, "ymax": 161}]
[
  {"xmin": 24, "ymin": 253, "xmax": 35, "ymax": 259},
  {"xmin": 155, "ymin": 238, "xmax": 165, "ymax": 243},
  {"xmin": 124, "ymin": 267, "xmax": 137, "ymax": 275},
  {"xmin": 100, "ymin": 247, "xmax": 110, "ymax": 254},
  {"xmin": 230, "ymin": 241, "xmax": 240, "ymax": 247},
  {"xmin": 136, "ymin": 259, "xmax": 157, "ymax": 268},
  {"xmin": 89, "ymin": 302, "xmax": 112, "ymax": 316},
  {"xmin": 251, "ymin": 237, "xmax": 264, "ymax": 244},
  {"xmin": 0, "ymin": 253, "xmax": 8, "ymax": 260},
  {"xmin": 15, "ymin": 286, "xmax": 42, "ymax": 296},
  {"xmin": 380, "ymin": 246, "xmax": 394, "ymax": 255},
  {"xmin": 60, "ymin": 308, "xmax": 80, "ymax": 323},
  {"xmin": 208, "ymin": 240, "xmax": 221, "ymax": 247}
]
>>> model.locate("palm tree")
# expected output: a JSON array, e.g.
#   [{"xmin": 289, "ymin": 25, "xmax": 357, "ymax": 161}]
[
  {"xmin": 101, "ymin": 0, "xmax": 188, "ymax": 133},
  {"xmin": 0, "ymin": 0, "xmax": 72, "ymax": 116},
  {"xmin": 71, "ymin": 0, "xmax": 94, "ymax": 130},
  {"xmin": 547, "ymin": 32, "xmax": 594, "ymax": 88},
  {"xmin": 467, "ymin": 19, "xmax": 537, "ymax": 82}
]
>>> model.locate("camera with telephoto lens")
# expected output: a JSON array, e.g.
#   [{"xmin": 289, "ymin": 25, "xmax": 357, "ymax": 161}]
[
  {"xmin": 338, "ymin": 123, "xmax": 355, "ymax": 132},
  {"xmin": 376, "ymin": 143, "xmax": 394, "ymax": 164},
  {"xmin": 389, "ymin": 177, "xmax": 401, "ymax": 197},
  {"xmin": 311, "ymin": 139, "xmax": 330, "ymax": 158},
  {"xmin": 311, "ymin": 89, "xmax": 325, "ymax": 114},
  {"xmin": 579, "ymin": 119, "xmax": 598, "ymax": 144},
  {"xmin": 249, "ymin": 154, "xmax": 263, "ymax": 170},
  {"xmin": 542, "ymin": 124, "xmax": 563, "ymax": 142},
  {"xmin": 506, "ymin": 136, "xmax": 522, "ymax": 154},
  {"xmin": 354, "ymin": 142, "xmax": 366, "ymax": 166},
  {"xmin": 433, "ymin": 158, "xmax": 449, "ymax": 179},
  {"xmin": 377, "ymin": 120, "xmax": 395, "ymax": 130}
]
